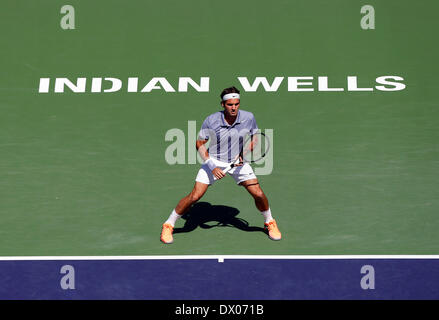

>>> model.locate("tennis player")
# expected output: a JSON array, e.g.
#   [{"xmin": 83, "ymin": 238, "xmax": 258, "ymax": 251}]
[{"xmin": 161, "ymin": 87, "xmax": 281, "ymax": 244}]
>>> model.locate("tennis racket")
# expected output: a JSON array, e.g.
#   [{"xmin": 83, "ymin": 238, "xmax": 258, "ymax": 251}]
[{"xmin": 222, "ymin": 132, "xmax": 270, "ymax": 174}]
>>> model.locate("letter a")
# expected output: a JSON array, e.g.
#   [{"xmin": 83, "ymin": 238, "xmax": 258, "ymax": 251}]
[
  {"xmin": 165, "ymin": 129, "xmax": 186, "ymax": 165},
  {"xmin": 360, "ymin": 5, "xmax": 375, "ymax": 30},
  {"xmin": 60, "ymin": 5, "xmax": 75, "ymax": 30},
  {"xmin": 60, "ymin": 265, "xmax": 76, "ymax": 290},
  {"xmin": 360, "ymin": 265, "xmax": 375, "ymax": 290}
]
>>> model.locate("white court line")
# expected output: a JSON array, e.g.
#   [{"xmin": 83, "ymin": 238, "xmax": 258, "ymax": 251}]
[{"xmin": 0, "ymin": 255, "xmax": 438, "ymax": 262}]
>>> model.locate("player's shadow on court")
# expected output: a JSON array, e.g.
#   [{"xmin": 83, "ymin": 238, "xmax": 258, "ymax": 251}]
[{"xmin": 174, "ymin": 202, "xmax": 265, "ymax": 235}]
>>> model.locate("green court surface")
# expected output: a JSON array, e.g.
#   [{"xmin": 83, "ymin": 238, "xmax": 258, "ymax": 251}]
[{"xmin": 1, "ymin": 0, "xmax": 438, "ymax": 256}]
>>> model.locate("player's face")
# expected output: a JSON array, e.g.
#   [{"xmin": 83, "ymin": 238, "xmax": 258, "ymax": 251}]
[{"xmin": 222, "ymin": 98, "xmax": 240, "ymax": 117}]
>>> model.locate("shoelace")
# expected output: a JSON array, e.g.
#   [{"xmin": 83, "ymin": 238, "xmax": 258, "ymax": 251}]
[
  {"xmin": 163, "ymin": 224, "xmax": 173, "ymax": 231},
  {"xmin": 265, "ymin": 221, "xmax": 276, "ymax": 230}
]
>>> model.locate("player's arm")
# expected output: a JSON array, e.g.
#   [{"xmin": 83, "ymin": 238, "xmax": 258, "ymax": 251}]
[
  {"xmin": 196, "ymin": 139, "xmax": 225, "ymax": 180},
  {"xmin": 196, "ymin": 139, "xmax": 209, "ymax": 162}
]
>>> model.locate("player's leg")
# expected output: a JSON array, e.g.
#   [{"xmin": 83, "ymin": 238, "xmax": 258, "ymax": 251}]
[
  {"xmin": 240, "ymin": 179, "xmax": 274, "ymax": 221},
  {"xmin": 161, "ymin": 161, "xmax": 216, "ymax": 244},
  {"xmin": 238, "ymin": 174, "xmax": 282, "ymax": 241},
  {"xmin": 230, "ymin": 164, "xmax": 273, "ymax": 221},
  {"xmin": 161, "ymin": 182, "xmax": 209, "ymax": 244},
  {"xmin": 175, "ymin": 181, "xmax": 209, "ymax": 215}
]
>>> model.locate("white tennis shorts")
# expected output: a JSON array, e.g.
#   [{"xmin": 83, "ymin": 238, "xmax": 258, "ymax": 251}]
[{"xmin": 195, "ymin": 158, "xmax": 257, "ymax": 185}]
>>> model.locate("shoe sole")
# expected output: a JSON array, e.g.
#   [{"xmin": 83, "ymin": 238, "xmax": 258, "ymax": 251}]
[{"xmin": 264, "ymin": 227, "xmax": 281, "ymax": 241}]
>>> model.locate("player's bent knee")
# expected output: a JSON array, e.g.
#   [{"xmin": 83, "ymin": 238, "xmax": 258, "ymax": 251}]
[
  {"xmin": 247, "ymin": 186, "xmax": 265, "ymax": 200},
  {"xmin": 253, "ymin": 190, "xmax": 266, "ymax": 200},
  {"xmin": 189, "ymin": 192, "xmax": 203, "ymax": 203},
  {"xmin": 187, "ymin": 182, "xmax": 208, "ymax": 204}
]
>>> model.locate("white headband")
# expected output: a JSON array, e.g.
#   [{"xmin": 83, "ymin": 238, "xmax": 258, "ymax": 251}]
[{"xmin": 222, "ymin": 93, "xmax": 240, "ymax": 101}]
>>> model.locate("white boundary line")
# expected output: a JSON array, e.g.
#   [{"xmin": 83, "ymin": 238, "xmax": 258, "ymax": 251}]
[{"xmin": 0, "ymin": 255, "xmax": 439, "ymax": 262}]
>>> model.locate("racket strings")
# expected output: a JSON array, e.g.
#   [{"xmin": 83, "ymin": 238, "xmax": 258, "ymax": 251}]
[{"xmin": 242, "ymin": 133, "xmax": 269, "ymax": 163}]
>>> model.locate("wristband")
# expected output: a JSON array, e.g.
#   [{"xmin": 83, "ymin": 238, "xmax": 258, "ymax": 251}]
[{"xmin": 205, "ymin": 158, "xmax": 217, "ymax": 171}]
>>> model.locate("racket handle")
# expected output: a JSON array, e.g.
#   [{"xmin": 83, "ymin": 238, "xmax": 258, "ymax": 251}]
[
  {"xmin": 222, "ymin": 165, "xmax": 233, "ymax": 174},
  {"xmin": 222, "ymin": 155, "xmax": 241, "ymax": 174},
  {"xmin": 222, "ymin": 157, "xmax": 240, "ymax": 174}
]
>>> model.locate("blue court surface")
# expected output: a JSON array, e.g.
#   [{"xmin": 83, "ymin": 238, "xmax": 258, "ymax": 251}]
[{"xmin": 1, "ymin": 256, "xmax": 438, "ymax": 300}]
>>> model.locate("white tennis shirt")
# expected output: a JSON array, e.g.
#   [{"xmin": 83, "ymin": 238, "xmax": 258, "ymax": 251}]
[{"xmin": 198, "ymin": 110, "xmax": 259, "ymax": 163}]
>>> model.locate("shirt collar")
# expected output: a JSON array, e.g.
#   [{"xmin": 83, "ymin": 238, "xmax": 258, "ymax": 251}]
[{"xmin": 221, "ymin": 110, "xmax": 241, "ymax": 127}]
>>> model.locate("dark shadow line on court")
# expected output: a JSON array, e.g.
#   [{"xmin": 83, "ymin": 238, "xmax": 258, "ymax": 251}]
[{"xmin": 173, "ymin": 202, "xmax": 265, "ymax": 234}]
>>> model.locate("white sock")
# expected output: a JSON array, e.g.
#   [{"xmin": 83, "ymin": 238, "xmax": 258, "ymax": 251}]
[
  {"xmin": 165, "ymin": 209, "xmax": 182, "ymax": 227},
  {"xmin": 261, "ymin": 208, "xmax": 274, "ymax": 224}
]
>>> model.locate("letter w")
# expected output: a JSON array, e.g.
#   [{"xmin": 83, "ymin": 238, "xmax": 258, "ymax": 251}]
[{"xmin": 237, "ymin": 77, "xmax": 284, "ymax": 92}]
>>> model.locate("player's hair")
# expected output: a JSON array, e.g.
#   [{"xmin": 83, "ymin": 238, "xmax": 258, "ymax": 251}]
[{"xmin": 220, "ymin": 86, "xmax": 240, "ymax": 100}]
